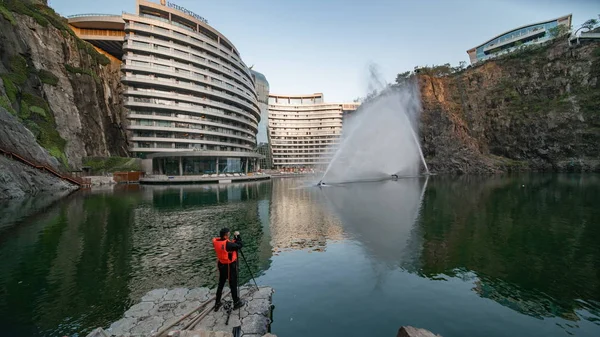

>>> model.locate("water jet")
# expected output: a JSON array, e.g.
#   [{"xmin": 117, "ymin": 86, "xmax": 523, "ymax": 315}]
[{"xmin": 319, "ymin": 81, "xmax": 428, "ymax": 185}]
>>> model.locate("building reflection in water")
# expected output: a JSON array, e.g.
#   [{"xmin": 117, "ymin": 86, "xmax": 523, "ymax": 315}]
[
  {"xmin": 268, "ymin": 178, "xmax": 344, "ymax": 253},
  {"xmin": 126, "ymin": 182, "xmax": 273, "ymax": 301}
]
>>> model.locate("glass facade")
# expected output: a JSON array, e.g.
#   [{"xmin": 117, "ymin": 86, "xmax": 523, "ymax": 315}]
[
  {"xmin": 152, "ymin": 156, "xmax": 256, "ymax": 175},
  {"xmin": 468, "ymin": 15, "xmax": 572, "ymax": 64}
]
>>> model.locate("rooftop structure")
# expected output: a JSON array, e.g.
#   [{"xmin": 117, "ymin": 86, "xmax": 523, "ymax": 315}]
[
  {"xmin": 68, "ymin": 14, "xmax": 126, "ymax": 59},
  {"xmin": 467, "ymin": 14, "xmax": 572, "ymax": 64}
]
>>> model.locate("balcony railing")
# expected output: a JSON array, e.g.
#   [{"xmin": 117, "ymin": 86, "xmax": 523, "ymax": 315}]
[
  {"xmin": 122, "ymin": 38, "xmax": 256, "ymax": 96},
  {"xmin": 124, "ymin": 100, "xmax": 258, "ymax": 131},
  {"xmin": 123, "ymin": 89, "xmax": 258, "ymax": 128},
  {"xmin": 127, "ymin": 112, "xmax": 254, "ymax": 136},
  {"xmin": 67, "ymin": 13, "xmax": 121, "ymax": 18},
  {"xmin": 121, "ymin": 61, "xmax": 257, "ymax": 107},
  {"xmin": 127, "ymin": 118, "xmax": 255, "ymax": 142},
  {"xmin": 120, "ymin": 72, "xmax": 260, "ymax": 119},
  {"xmin": 122, "ymin": 17, "xmax": 252, "ymax": 79}
]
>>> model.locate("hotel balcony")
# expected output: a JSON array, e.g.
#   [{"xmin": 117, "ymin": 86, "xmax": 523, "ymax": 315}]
[
  {"xmin": 130, "ymin": 136, "xmax": 253, "ymax": 150},
  {"xmin": 128, "ymin": 113, "xmax": 254, "ymax": 136},
  {"xmin": 121, "ymin": 63, "xmax": 259, "ymax": 113},
  {"xmin": 128, "ymin": 122, "xmax": 255, "ymax": 143},
  {"xmin": 123, "ymin": 53, "xmax": 255, "ymax": 96},
  {"xmin": 124, "ymin": 100, "xmax": 258, "ymax": 132},
  {"xmin": 120, "ymin": 73, "xmax": 260, "ymax": 120},
  {"xmin": 124, "ymin": 88, "xmax": 258, "ymax": 125},
  {"xmin": 122, "ymin": 36, "xmax": 256, "ymax": 96},
  {"xmin": 122, "ymin": 17, "xmax": 253, "ymax": 80}
]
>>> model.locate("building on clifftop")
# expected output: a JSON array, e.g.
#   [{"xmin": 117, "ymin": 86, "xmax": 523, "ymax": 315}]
[{"xmin": 467, "ymin": 14, "xmax": 572, "ymax": 64}]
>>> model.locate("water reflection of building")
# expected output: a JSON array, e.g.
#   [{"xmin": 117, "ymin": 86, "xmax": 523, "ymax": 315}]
[
  {"xmin": 128, "ymin": 182, "xmax": 273, "ymax": 298},
  {"xmin": 269, "ymin": 178, "xmax": 343, "ymax": 251}
]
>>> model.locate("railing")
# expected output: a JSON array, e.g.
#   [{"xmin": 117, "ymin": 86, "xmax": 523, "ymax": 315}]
[
  {"xmin": 0, "ymin": 147, "xmax": 90, "ymax": 188},
  {"xmin": 67, "ymin": 13, "xmax": 121, "ymax": 19}
]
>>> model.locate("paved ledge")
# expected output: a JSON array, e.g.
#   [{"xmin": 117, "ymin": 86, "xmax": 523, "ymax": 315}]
[
  {"xmin": 140, "ymin": 174, "xmax": 271, "ymax": 185},
  {"xmin": 98, "ymin": 286, "xmax": 274, "ymax": 337}
]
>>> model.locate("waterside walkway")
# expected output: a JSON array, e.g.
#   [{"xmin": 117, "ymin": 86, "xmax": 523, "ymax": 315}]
[{"xmin": 140, "ymin": 173, "xmax": 270, "ymax": 184}]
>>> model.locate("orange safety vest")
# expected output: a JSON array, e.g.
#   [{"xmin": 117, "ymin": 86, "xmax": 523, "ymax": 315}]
[{"xmin": 212, "ymin": 237, "xmax": 237, "ymax": 264}]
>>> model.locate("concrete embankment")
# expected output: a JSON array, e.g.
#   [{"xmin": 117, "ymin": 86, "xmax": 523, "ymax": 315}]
[{"xmin": 94, "ymin": 286, "xmax": 274, "ymax": 337}]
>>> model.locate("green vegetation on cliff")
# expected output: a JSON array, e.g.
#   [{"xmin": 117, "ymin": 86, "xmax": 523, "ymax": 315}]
[
  {"xmin": 1, "ymin": 0, "xmax": 109, "ymax": 66},
  {"xmin": 38, "ymin": 69, "xmax": 59, "ymax": 86},
  {"xmin": 409, "ymin": 38, "xmax": 600, "ymax": 173},
  {"xmin": 0, "ymin": 52, "xmax": 68, "ymax": 167},
  {"xmin": 0, "ymin": 0, "xmax": 124, "ymax": 169},
  {"xmin": 65, "ymin": 64, "xmax": 101, "ymax": 84},
  {"xmin": 0, "ymin": 95, "xmax": 16, "ymax": 115},
  {"xmin": 83, "ymin": 157, "xmax": 141, "ymax": 174},
  {"xmin": 0, "ymin": 3, "xmax": 16, "ymax": 25}
]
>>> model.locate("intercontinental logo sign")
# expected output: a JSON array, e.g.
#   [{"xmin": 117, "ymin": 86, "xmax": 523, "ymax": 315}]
[{"xmin": 160, "ymin": 0, "xmax": 208, "ymax": 24}]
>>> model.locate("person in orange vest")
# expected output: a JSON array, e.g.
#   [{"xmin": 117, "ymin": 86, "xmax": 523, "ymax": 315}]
[{"xmin": 212, "ymin": 227, "xmax": 246, "ymax": 311}]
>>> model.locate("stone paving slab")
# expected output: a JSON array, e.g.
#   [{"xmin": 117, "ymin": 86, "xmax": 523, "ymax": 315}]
[{"xmin": 103, "ymin": 286, "xmax": 274, "ymax": 337}]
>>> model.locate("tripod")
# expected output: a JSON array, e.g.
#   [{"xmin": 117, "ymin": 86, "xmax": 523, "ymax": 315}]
[{"xmin": 238, "ymin": 248, "xmax": 259, "ymax": 290}]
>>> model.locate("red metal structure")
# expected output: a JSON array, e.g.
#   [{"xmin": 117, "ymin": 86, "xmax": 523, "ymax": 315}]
[{"xmin": 0, "ymin": 147, "xmax": 91, "ymax": 188}]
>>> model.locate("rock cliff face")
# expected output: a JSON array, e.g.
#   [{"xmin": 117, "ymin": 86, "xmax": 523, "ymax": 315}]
[
  {"xmin": 418, "ymin": 40, "xmax": 600, "ymax": 173},
  {"xmin": 0, "ymin": 0, "xmax": 127, "ymax": 170},
  {"xmin": 0, "ymin": 107, "xmax": 76, "ymax": 199}
]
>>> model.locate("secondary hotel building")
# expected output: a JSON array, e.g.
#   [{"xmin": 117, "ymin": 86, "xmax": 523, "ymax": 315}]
[
  {"xmin": 251, "ymin": 70, "xmax": 273, "ymax": 169},
  {"xmin": 467, "ymin": 14, "xmax": 572, "ymax": 64},
  {"xmin": 268, "ymin": 94, "xmax": 359, "ymax": 169},
  {"xmin": 68, "ymin": 0, "xmax": 262, "ymax": 175}
]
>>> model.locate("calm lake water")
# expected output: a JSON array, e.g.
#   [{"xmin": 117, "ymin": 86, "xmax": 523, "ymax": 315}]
[{"xmin": 1, "ymin": 175, "xmax": 599, "ymax": 337}]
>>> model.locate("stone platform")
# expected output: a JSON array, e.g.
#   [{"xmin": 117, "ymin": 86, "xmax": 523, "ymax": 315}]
[{"xmin": 104, "ymin": 286, "xmax": 274, "ymax": 337}]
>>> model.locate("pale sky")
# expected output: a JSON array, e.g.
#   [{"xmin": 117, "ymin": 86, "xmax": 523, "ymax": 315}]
[{"xmin": 50, "ymin": 0, "xmax": 599, "ymax": 102}]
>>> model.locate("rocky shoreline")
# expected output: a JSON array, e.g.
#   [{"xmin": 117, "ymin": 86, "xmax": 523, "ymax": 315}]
[{"xmin": 95, "ymin": 286, "xmax": 274, "ymax": 337}]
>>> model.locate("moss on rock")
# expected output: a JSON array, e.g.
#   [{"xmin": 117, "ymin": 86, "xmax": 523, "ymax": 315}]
[{"xmin": 38, "ymin": 69, "xmax": 59, "ymax": 86}]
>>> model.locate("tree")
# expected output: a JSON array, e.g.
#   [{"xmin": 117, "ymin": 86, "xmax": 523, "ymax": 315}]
[
  {"xmin": 395, "ymin": 70, "xmax": 412, "ymax": 86},
  {"xmin": 582, "ymin": 18, "xmax": 599, "ymax": 31},
  {"xmin": 548, "ymin": 25, "xmax": 570, "ymax": 38},
  {"xmin": 574, "ymin": 18, "xmax": 599, "ymax": 36}
]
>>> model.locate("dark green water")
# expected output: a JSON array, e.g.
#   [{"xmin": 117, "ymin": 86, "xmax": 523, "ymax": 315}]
[{"xmin": 1, "ymin": 175, "xmax": 599, "ymax": 337}]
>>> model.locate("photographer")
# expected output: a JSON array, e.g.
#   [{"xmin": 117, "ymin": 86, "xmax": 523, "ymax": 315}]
[{"xmin": 212, "ymin": 228, "xmax": 246, "ymax": 311}]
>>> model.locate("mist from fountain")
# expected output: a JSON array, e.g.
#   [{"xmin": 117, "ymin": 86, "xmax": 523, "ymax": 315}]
[{"xmin": 320, "ymin": 73, "xmax": 428, "ymax": 185}]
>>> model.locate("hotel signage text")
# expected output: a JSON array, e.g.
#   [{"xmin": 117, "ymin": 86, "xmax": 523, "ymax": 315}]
[{"xmin": 166, "ymin": 1, "xmax": 208, "ymax": 24}]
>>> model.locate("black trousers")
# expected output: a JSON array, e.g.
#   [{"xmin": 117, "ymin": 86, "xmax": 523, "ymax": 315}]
[{"xmin": 216, "ymin": 260, "xmax": 239, "ymax": 303}]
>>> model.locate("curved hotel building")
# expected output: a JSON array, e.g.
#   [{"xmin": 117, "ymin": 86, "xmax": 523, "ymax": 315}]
[
  {"xmin": 268, "ymin": 94, "xmax": 358, "ymax": 168},
  {"xmin": 69, "ymin": 0, "xmax": 262, "ymax": 175}
]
